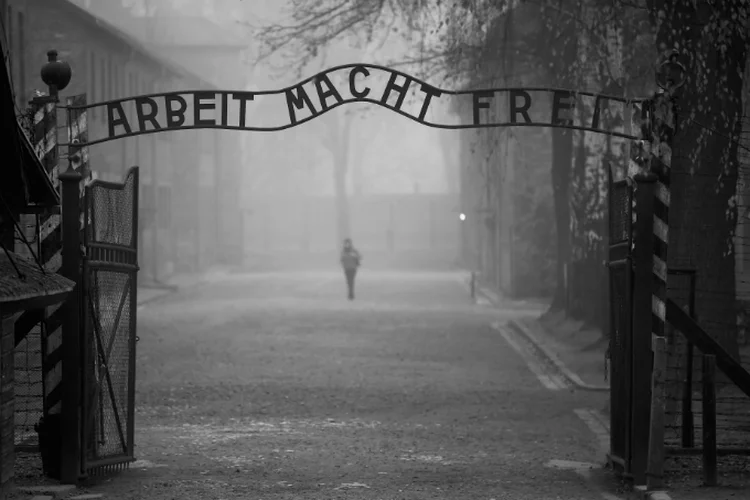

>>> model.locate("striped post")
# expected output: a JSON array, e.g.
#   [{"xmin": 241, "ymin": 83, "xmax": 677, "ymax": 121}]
[
  {"xmin": 44, "ymin": 95, "xmax": 90, "ymax": 418},
  {"xmin": 15, "ymin": 99, "xmax": 58, "ymax": 261},
  {"xmin": 13, "ymin": 94, "xmax": 89, "ymax": 418},
  {"xmin": 66, "ymin": 94, "xmax": 92, "ymax": 251},
  {"xmin": 14, "ymin": 95, "xmax": 64, "ymax": 418},
  {"xmin": 650, "ymin": 91, "xmax": 675, "ymax": 342},
  {"xmin": 36, "ymin": 94, "xmax": 64, "ymax": 418},
  {"xmin": 66, "ymin": 94, "xmax": 91, "ymax": 185}
]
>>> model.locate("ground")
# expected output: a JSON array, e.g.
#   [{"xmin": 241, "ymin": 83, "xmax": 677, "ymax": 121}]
[
  {"xmin": 528, "ymin": 308, "xmax": 750, "ymax": 500},
  {"xmin": 15, "ymin": 270, "xmax": 627, "ymax": 499}
]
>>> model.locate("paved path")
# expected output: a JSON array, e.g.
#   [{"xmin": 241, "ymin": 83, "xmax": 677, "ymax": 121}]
[{"xmin": 85, "ymin": 270, "xmax": 620, "ymax": 500}]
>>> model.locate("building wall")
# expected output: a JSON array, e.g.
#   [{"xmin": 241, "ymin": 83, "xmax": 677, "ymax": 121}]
[
  {"xmin": 0, "ymin": 313, "xmax": 17, "ymax": 492},
  {"xmin": 161, "ymin": 47, "xmax": 247, "ymax": 89},
  {"xmin": 7, "ymin": 0, "xmax": 228, "ymax": 279},
  {"xmin": 2, "ymin": 0, "xmax": 28, "ymax": 111}
]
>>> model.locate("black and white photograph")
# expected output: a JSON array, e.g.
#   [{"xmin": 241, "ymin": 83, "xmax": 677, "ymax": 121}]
[{"xmin": 0, "ymin": 1, "xmax": 749, "ymax": 499}]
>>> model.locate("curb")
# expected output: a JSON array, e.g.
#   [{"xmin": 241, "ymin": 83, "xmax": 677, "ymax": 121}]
[
  {"xmin": 475, "ymin": 283, "xmax": 608, "ymax": 392},
  {"xmin": 474, "ymin": 283, "xmax": 609, "ymax": 392},
  {"xmin": 477, "ymin": 283, "xmax": 676, "ymax": 499},
  {"xmin": 507, "ymin": 319, "xmax": 610, "ymax": 392}
]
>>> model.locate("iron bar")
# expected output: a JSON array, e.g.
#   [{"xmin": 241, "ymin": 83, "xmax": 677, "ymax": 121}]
[{"xmin": 702, "ymin": 354, "xmax": 717, "ymax": 486}]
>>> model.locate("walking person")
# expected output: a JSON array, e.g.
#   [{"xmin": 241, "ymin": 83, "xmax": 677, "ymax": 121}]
[{"xmin": 340, "ymin": 238, "xmax": 362, "ymax": 300}]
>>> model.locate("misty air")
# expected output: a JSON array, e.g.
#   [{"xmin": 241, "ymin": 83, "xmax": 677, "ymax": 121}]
[{"xmin": 1, "ymin": 1, "xmax": 749, "ymax": 499}]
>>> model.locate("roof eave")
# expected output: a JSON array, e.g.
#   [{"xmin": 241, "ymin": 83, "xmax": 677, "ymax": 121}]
[{"xmin": 61, "ymin": 1, "xmax": 218, "ymax": 90}]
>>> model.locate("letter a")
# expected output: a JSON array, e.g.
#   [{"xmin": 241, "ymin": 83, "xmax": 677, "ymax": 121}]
[
  {"xmin": 285, "ymin": 85, "xmax": 317, "ymax": 125},
  {"xmin": 107, "ymin": 101, "xmax": 132, "ymax": 138},
  {"xmin": 314, "ymin": 73, "xmax": 344, "ymax": 111}
]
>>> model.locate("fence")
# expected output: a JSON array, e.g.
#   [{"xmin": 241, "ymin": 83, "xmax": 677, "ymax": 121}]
[
  {"xmin": 13, "ymin": 97, "xmax": 57, "ymax": 453},
  {"xmin": 13, "ymin": 332, "xmax": 42, "ymax": 451},
  {"xmin": 636, "ymin": 85, "xmax": 750, "ymax": 485},
  {"xmin": 664, "ymin": 271, "xmax": 750, "ymax": 456}
]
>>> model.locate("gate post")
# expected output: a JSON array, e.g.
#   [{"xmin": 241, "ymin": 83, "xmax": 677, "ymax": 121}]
[
  {"xmin": 631, "ymin": 171, "xmax": 657, "ymax": 485},
  {"xmin": 643, "ymin": 54, "xmax": 680, "ymax": 490},
  {"xmin": 58, "ymin": 166, "xmax": 83, "ymax": 483}
]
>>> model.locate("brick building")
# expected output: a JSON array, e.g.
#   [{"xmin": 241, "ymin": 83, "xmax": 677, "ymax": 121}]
[{"xmin": 5, "ymin": 0, "xmax": 239, "ymax": 280}]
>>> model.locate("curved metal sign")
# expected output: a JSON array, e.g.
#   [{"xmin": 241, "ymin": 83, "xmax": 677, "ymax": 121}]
[{"xmin": 62, "ymin": 63, "xmax": 647, "ymax": 147}]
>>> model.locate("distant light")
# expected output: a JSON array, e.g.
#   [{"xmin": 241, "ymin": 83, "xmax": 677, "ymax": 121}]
[{"xmin": 459, "ymin": 213, "xmax": 466, "ymax": 221}]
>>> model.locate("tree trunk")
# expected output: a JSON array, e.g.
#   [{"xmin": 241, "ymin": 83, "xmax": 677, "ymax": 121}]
[
  {"xmin": 549, "ymin": 127, "xmax": 574, "ymax": 311},
  {"xmin": 670, "ymin": 93, "xmax": 743, "ymax": 361},
  {"xmin": 539, "ymin": 1, "xmax": 579, "ymax": 313},
  {"xmin": 651, "ymin": 0, "xmax": 746, "ymax": 366}
]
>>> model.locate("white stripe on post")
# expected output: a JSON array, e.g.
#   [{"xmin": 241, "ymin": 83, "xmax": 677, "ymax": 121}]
[{"xmin": 650, "ymin": 91, "xmax": 674, "ymax": 339}]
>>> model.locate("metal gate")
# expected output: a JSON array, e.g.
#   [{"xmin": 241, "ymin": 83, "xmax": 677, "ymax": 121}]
[
  {"xmin": 607, "ymin": 177, "xmax": 634, "ymax": 474},
  {"xmin": 81, "ymin": 167, "xmax": 139, "ymax": 475}
]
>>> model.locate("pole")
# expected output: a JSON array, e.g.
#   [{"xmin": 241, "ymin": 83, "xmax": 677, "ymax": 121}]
[
  {"xmin": 646, "ymin": 335, "xmax": 667, "ymax": 490},
  {"xmin": 650, "ymin": 89, "xmax": 674, "ymax": 361},
  {"xmin": 150, "ymin": 126, "xmax": 159, "ymax": 280},
  {"xmin": 702, "ymin": 354, "xmax": 717, "ymax": 486},
  {"xmin": 644, "ymin": 69, "xmax": 678, "ymax": 489},
  {"xmin": 682, "ymin": 271, "xmax": 696, "ymax": 448},
  {"xmin": 632, "ymin": 172, "xmax": 656, "ymax": 483},
  {"xmin": 36, "ymin": 49, "xmax": 76, "ymax": 481},
  {"xmin": 58, "ymin": 163, "xmax": 82, "ymax": 484}
]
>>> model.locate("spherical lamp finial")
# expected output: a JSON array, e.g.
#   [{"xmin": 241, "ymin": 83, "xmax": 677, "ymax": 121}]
[{"xmin": 40, "ymin": 50, "xmax": 72, "ymax": 93}]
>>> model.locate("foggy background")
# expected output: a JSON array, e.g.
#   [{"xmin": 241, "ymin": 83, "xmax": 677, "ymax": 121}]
[{"xmin": 68, "ymin": 0, "xmax": 462, "ymax": 275}]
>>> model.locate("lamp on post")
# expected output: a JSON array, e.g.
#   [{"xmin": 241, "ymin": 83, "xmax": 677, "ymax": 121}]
[
  {"xmin": 40, "ymin": 49, "xmax": 82, "ymax": 484},
  {"xmin": 40, "ymin": 50, "xmax": 71, "ymax": 103}
]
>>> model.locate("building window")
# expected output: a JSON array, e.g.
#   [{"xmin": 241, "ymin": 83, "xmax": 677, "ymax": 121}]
[
  {"xmin": 157, "ymin": 186, "xmax": 171, "ymax": 229},
  {"xmin": 17, "ymin": 11, "xmax": 25, "ymax": 108},
  {"xmin": 89, "ymin": 51, "xmax": 96, "ymax": 120},
  {"xmin": 129, "ymin": 72, "xmax": 137, "ymax": 121},
  {"xmin": 99, "ymin": 55, "xmax": 106, "ymax": 108},
  {"xmin": 129, "ymin": 73, "xmax": 136, "ymax": 100},
  {"xmin": 108, "ymin": 56, "xmax": 115, "ymax": 102},
  {"xmin": 113, "ymin": 63, "xmax": 120, "ymax": 99}
]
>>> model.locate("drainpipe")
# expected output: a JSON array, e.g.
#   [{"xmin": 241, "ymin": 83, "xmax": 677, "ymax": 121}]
[
  {"xmin": 148, "ymin": 66, "xmax": 167, "ymax": 281},
  {"xmin": 213, "ymin": 126, "xmax": 221, "ymax": 266}
]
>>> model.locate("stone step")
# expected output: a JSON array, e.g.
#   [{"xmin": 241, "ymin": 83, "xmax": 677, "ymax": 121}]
[{"xmin": 18, "ymin": 485, "xmax": 76, "ymax": 498}]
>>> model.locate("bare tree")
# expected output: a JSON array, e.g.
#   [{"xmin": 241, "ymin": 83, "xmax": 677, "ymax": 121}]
[
  {"xmin": 252, "ymin": 0, "xmax": 750, "ymax": 354},
  {"xmin": 646, "ymin": 0, "xmax": 749, "ymax": 360}
]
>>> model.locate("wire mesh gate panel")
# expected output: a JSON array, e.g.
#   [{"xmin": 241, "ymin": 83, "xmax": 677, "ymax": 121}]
[
  {"xmin": 607, "ymin": 178, "xmax": 634, "ymax": 473},
  {"xmin": 81, "ymin": 167, "xmax": 139, "ymax": 475}
]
